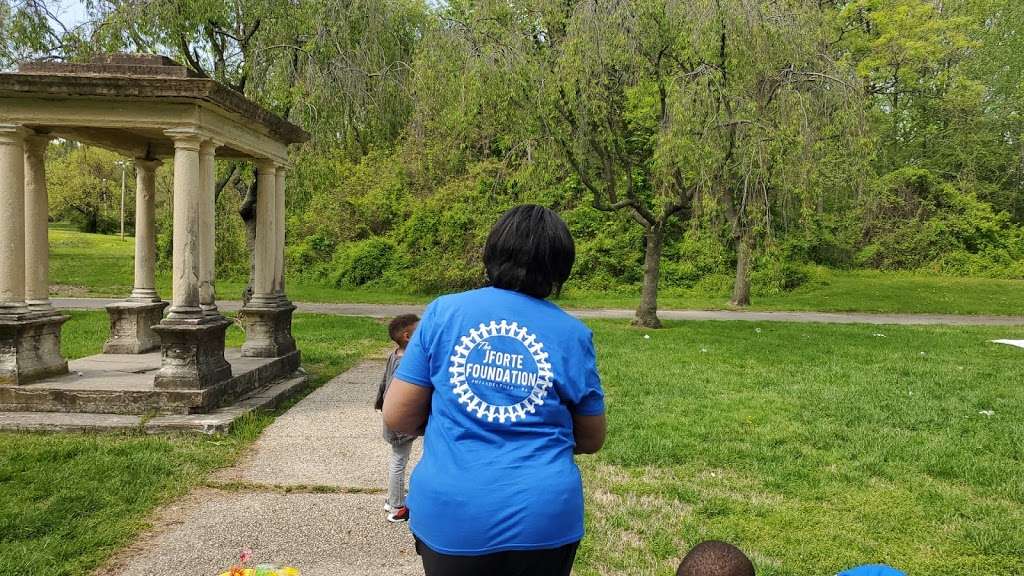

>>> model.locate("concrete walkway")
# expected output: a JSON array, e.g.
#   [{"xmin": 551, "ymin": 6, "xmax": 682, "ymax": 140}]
[
  {"xmin": 98, "ymin": 358, "xmax": 423, "ymax": 576},
  {"xmin": 56, "ymin": 297, "xmax": 1024, "ymax": 326}
]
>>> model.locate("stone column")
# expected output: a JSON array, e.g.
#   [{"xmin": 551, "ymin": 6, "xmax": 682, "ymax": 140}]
[
  {"xmin": 131, "ymin": 159, "xmax": 162, "ymax": 303},
  {"xmin": 23, "ymin": 133, "xmax": 52, "ymax": 313},
  {"xmin": 153, "ymin": 129, "xmax": 231, "ymax": 389},
  {"xmin": 165, "ymin": 131, "xmax": 204, "ymax": 320},
  {"xmin": 241, "ymin": 159, "xmax": 297, "ymax": 361},
  {"xmin": 250, "ymin": 159, "xmax": 278, "ymax": 307},
  {"xmin": 274, "ymin": 166, "xmax": 288, "ymax": 303},
  {"xmin": 0, "ymin": 125, "xmax": 68, "ymax": 385},
  {"xmin": 199, "ymin": 139, "xmax": 220, "ymax": 317},
  {"xmin": 0, "ymin": 125, "xmax": 29, "ymax": 318},
  {"xmin": 103, "ymin": 158, "xmax": 168, "ymax": 354}
]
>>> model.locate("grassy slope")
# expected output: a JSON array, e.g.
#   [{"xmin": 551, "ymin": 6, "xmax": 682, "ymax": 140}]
[
  {"xmin": 0, "ymin": 311, "xmax": 386, "ymax": 576},
  {"xmin": 50, "ymin": 227, "xmax": 1024, "ymax": 316},
  {"xmin": 575, "ymin": 320, "xmax": 1024, "ymax": 576}
]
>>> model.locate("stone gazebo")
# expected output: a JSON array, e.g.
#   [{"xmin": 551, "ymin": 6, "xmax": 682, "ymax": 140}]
[{"xmin": 0, "ymin": 55, "xmax": 309, "ymax": 428}]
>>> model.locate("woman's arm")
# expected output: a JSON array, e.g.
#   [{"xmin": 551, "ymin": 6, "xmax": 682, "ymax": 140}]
[
  {"xmin": 572, "ymin": 413, "xmax": 607, "ymax": 454},
  {"xmin": 383, "ymin": 377, "xmax": 432, "ymax": 436}
]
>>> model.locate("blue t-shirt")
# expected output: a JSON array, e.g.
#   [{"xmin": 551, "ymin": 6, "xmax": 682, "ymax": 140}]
[
  {"xmin": 395, "ymin": 287, "xmax": 606, "ymax": 555},
  {"xmin": 838, "ymin": 565, "xmax": 906, "ymax": 576}
]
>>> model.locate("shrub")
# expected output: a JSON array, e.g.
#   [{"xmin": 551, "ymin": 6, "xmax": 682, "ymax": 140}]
[
  {"xmin": 329, "ymin": 238, "xmax": 397, "ymax": 288},
  {"xmin": 752, "ymin": 258, "xmax": 812, "ymax": 295}
]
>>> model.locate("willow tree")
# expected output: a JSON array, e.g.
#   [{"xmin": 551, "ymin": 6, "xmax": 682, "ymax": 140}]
[
  {"xmin": 670, "ymin": 0, "xmax": 862, "ymax": 306},
  {"xmin": 430, "ymin": 0, "xmax": 712, "ymax": 327}
]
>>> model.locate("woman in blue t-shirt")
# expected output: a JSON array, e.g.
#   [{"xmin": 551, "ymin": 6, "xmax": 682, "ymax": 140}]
[{"xmin": 384, "ymin": 204, "xmax": 607, "ymax": 576}]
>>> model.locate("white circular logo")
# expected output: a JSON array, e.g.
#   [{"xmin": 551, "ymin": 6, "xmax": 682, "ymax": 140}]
[{"xmin": 448, "ymin": 320, "xmax": 554, "ymax": 424}]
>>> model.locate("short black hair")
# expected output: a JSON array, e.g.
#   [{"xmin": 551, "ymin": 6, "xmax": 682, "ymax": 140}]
[
  {"xmin": 483, "ymin": 204, "xmax": 575, "ymax": 299},
  {"xmin": 388, "ymin": 314, "xmax": 420, "ymax": 343},
  {"xmin": 677, "ymin": 541, "xmax": 755, "ymax": 576}
]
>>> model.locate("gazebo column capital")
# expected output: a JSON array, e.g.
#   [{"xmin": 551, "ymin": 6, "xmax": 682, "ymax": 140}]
[
  {"xmin": 23, "ymin": 131, "xmax": 52, "ymax": 152},
  {"xmin": 0, "ymin": 124, "xmax": 33, "ymax": 142},
  {"xmin": 134, "ymin": 157, "xmax": 163, "ymax": 172},
  {"xmin": 164, "ymin": 127, "xmax": 207, "ymax": 149},
  {"xmin": 255, "ymin": 158, "xmax": 279, "ymax": 173}
]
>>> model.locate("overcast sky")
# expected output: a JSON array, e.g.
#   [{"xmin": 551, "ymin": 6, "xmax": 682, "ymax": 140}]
[{"xmin": 54, "ymin": 0, "xmax": 89, "ymax": 29}]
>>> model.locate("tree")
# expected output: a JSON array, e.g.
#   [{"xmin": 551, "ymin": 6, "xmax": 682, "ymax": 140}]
[
  {"xmin": 47, "ymin": 143, "xmax": 133, "ymax": 234},
  {"xmin": 0, "ymin": 0, "xmax": 92, "ymax": 69},
  {"xmin": 674, "ymin": 0, "xmax": 861, "ymax": 306},
  {"xmin": 425, "ymin": 0, "xmax": 704, "ymax": 327}
]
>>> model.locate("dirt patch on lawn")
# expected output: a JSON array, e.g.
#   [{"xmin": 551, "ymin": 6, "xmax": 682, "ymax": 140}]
[{"xmin": 49, "ymin": 284, "xmax": 90, "ymax": 297}]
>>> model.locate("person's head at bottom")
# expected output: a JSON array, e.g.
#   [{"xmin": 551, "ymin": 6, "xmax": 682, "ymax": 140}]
[{"xmin": 677, "ymin": 541, "xmax": 755, "ymax": 576}]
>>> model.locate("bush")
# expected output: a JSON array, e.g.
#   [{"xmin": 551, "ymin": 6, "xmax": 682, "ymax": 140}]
[
  {"xmin": 752, "ymin": 258, "xmax": 812, "ymax": 295},
  {"xmin": 661, "ymin": 230, "xmax": 731, "ymax": 288},
  {"xmin": 857, "ymin": 168, "xmax": 1024, "ymax": 273},
  {"xmin": 329, "ymin": 237, "xmax": 397, "ymax": 288}
]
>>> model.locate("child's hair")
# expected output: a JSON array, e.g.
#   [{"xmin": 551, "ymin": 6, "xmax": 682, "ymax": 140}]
[
  {"xmin": 677, "ymin": 541, "xmax": 755, "ymax": 576},
  {"xmin": 388, "ymin": 314, "xmax": 420, "ymax": 344}
]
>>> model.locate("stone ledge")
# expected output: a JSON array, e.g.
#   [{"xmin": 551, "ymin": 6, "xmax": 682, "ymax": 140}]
[
  {"xmin": 0, "ymin": 72, "xmax": 309, "ymax": 144},
  {"xmin": 0, "ymin": 349, "xmax": 302, "ymax": 415},
  {"xmin": 146, "ymin": 371, "xmax": 310, "ymax": 434},
  {"xmin": 0, "ymin": 411, "xmax": 142, "ymax": 433},
  {"xmin": 0, "ymin": 371, "xmax": 310, "ymax": 434}
]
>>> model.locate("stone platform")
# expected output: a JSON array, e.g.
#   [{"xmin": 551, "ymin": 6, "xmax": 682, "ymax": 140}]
[
  {"xmin": 0, "ymin": 348, "xmax": 301, "ymax": 417},
  {"xmin": 0, "ymin": 372, "xmax": 309, "ymax": 434}
]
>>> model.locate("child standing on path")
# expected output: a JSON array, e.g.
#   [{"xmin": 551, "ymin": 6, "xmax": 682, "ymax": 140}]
[{"xmin": 374, "ymin": 314, "xmax": 420, "ymax": 523}]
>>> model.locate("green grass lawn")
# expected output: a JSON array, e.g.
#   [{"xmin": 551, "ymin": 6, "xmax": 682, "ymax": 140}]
[
  {"xmin": 49, "ymin": 227, "xmax": 1024, "ymax": 316},
  {"xmin": 575, "ymin": 320, "xmax": 1024, "ymax": 576},
  {"xmin": 3, "ymin": 305, "xmax": 1022, "ymax": 575},
  {"xmin": 0, "ymin": 311, "xmax": 386, "ymax": 576},
  {"xmin": 556, "ymin": 270, "xmax": 1024, "ymax": 316}
]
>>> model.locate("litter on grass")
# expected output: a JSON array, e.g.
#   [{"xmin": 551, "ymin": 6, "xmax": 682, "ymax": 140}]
[{"xmin": 991, "ymin": 339, "xmax": 1024, "ymax": 349}]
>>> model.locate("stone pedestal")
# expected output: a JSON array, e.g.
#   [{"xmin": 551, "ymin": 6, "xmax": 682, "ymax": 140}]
[
  {"xmin": 103, "ymin": 301, "xmax": 169, "ymax": 354},
  {"xmin": 0, "ymin": 314, "xmax": 69, "ymax": 385},
  {"xmin": 153, "ymin": 317, "xmax": 233, "ymax": 389},
  {"xmin": 240, "ymin": 304, "xmax": 297, "ymax": 358}
]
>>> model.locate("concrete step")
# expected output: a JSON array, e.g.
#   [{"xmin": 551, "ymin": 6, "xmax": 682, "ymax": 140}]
[
  {"xmin": 0, "ymin": 350, "xmax": 300, "ymax": 415},
  {"xmin": 0, "ymin": 372, "xmax": 310, "ymax": 434}
]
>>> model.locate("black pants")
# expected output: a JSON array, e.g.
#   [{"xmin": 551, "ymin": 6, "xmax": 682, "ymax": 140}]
[{"xmin": 416, "ymin": 538, "xmax": 579, "ymax": 576}]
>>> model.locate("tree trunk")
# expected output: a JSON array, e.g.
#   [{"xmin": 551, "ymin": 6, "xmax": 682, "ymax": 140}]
[
  {"xmin": 633, "ymin": 226, "xmax": 664, "ymax": 328},
  {"xmin": 731, "ymin": 230, "xmax": 753, "ymax": 307},
  {"xmin": 86, "ymin": 210, "xmax": 99, "ymax": 234}
]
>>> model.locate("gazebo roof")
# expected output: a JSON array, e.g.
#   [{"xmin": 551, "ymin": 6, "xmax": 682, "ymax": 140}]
[{"xmin": 0, "ymin": 54, "xmax": 309, "ymax": 162}]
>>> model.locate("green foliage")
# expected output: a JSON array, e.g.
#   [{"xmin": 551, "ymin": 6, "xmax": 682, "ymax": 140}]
[
  {"xmin": 564, "ymin": 206, "xmax": 645, "ymax": 289},
  {"xmin": 47, "ymin": 144, "xmax": 134, "ymax": 235},
  {"xmin": 16, "ymin": 0, "xmax": 1024, "ymax": 309},
  {"xmin": 393, "ymin": 163, "xmax": 515, "ymax": 292},
  {"xmin": 329, "ymin": 237, "xmax": 397, "ymax": 288},
  {"xmin": 856, "ymin": 168, "xmax": 1024, "ymax": 276}
]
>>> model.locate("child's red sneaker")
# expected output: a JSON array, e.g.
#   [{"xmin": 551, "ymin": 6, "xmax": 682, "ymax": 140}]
[{"xmin": 386, "ymin": 506, "xmax": 409, "ymax": 523}]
